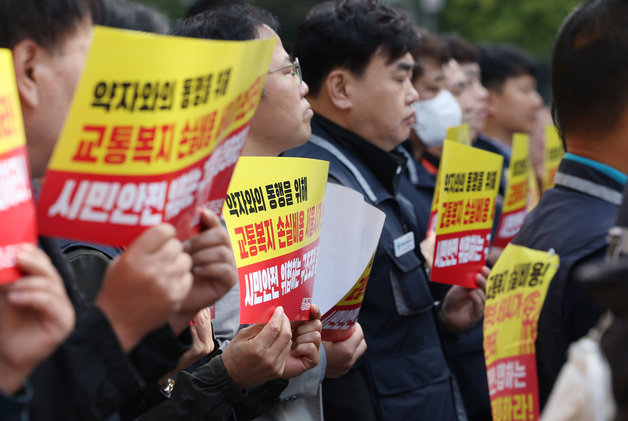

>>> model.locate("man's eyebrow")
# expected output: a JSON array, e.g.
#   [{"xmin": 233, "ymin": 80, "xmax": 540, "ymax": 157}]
[
  {"xmin": 397, "ymin": 61, "xmax": 413, "ymax": 72},
  {"xmin": 451, "ymin": 81, "xmax": 466, "ymax": 91}
]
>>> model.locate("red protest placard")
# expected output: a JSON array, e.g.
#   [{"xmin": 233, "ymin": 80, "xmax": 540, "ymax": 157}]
[
  {"xmin": 431, "ymin": 140, "xmax": 503, "ymax": 287},
  {"xmin": 0, "ymin": 49, "xmax": 37, "ymax": 283},
  {"xmin": 224, "ymin": 157, "xmax": 328, "ymax": 323},
  {"xmin": 36, "ymin": 27, "xmax": 275, "ymax": 246},
  {"xmin": 483, "ymin": 244, "xmax": 559, "ymax": 421},
  {"xmin": 493, "ymin": 134, "xmax": 530, "ymax": 249}
]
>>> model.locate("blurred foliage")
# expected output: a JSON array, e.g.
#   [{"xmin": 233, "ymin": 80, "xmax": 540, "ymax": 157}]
[
  {"xmin": 131, "ymin": 0, "xmax": 579, "ymax": 104},
  {"xmin": 134, "ymin": 0, "xmax": 580, "ymax": 60},
  {"xmin": 133, "ymin": 0, "xmax": 189, "ymax": 20},
  {"xmin": 132, "ymin": 0, "xmax": 321, "ymax": 49},
  {"xmin": 248, "ymin": 0, "xmax": 322, "ymax": 50},
  {"xmin": 439, "ymin": 0, "xmax": 581, "ymax": 58}
]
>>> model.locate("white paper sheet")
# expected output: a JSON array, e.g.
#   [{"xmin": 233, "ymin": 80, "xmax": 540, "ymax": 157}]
[{"xmin": 313, "ymin": 183, "xmax": 386, "ymax": 315}]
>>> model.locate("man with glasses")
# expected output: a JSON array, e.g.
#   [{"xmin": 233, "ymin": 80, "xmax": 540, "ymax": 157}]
[{"xmin": 137, "ymin": 4, "xmax": 366, "ymax": 420}]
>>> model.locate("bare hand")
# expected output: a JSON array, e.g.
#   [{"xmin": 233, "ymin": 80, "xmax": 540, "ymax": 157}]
[
  {"xmin": 161, "ymin": 307, "xmax": 214, "ymax": 383},
  {"xmin": 96, "ymin": 224, "xmax": 193, "ymax": 352},
  {"xmin": 488, "ymin": 246, "xmax": 504, "ymax": 266},
  {"xmin": 281, "ymin": 304, "xmax": 322, "ymax": 379},
  {"xmin": 420, "ymin": 231, "xmax": 436, "ymax": 271},
  {"xmin": 0, "ymin": 244, "xmax": 75, "ymax": 395},
  {"xmin": 181, "ymin": 210, "xmax": 237, "ymax": 315},
  {"xmin": 440, "ymin": 266, "xmax": 489, "ymax": 335},
  {"xmin": 222, "ymin": 306, "xmax": 292, "ymax": 389},
  {"xmin": 323, "ymin": 322, "xmax": 367, "ymax": 378}
]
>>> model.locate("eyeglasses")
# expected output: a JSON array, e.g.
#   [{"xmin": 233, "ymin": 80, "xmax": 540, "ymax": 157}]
[{"xmin": 268, "ymin": 57, "xmax": 302, "ymax": 85}]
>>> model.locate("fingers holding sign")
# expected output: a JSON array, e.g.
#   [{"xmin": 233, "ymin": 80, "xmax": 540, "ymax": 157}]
[
  {"xmin": 0, "ymin": 244, "xmax": 75, "ymax": 395},
  {"xmin": 441, "ymin": 266, "xmax": 489, "ymax": 336},
  {"xmin": 97, "ymin": 223, "xmax": 193, "ymax": 352},
  {"xmin": 323, "ymin": 322, "xmax": 367, "ymax": 379},
  {"xmin": 181, "ymin": 209, "xmax": 238, "ymax": 314},
  {"xmin": 282, "ymin": 304, "xmax": 322, "ymax": 379},
  {"xmin": 222, "ymin": 306, "xmax": 293, "ymax": 389}
]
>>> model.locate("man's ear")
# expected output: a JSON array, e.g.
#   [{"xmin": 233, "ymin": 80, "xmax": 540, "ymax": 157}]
[
  {"xmin": 12, "ymin": 39, "xmax": 41, "ymax": 108},
  {"xmin": 485, "ymin": 89, "xmax": 500, "ymax": 118},
  {"xmin": 325, "ymin": 69, "xmax": 354, "ymax": 111}
]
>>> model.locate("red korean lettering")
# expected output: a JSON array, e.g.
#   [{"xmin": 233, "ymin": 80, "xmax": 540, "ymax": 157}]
[
  {"xmin": 72, "ymin": 125, "xmax": 106, "ymax": 163},
  {"xmin": 133, "ymin": 126, "xmax": 156, "ymax": 163},
  {"xmin": 104, "ymin": 125, "xmax": 132, "ymax": 164}
]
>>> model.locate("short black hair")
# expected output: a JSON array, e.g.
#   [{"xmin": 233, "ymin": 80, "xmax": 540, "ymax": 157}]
[
  {"xmin": 292, "ymin": 0, "xmax": 420, "ymax": 96},
  {"xmin": 0, "ymin": 0, "xmax": 103, "ymax": 50},
  {"xmin": 412, "ymin": 29, "xmax": 450, "ymax": 82},
  {"xmin": 171, "ymin": 2, "xmax": 277, "ymax": 41},
  {"xmin": 478, "ymin": 43, "xmax": 537, "ymax": 92},
  {"xmin": 442, "ymin": 35, "xmax": 477, "ymax": 64},
  {"xmin": 416, "ymin": 29, "xmax": 450, "ymax": 65},
  {"xmin": 552, "ymin": 0, "xmax": 628, "ymax": 141},
  {"xmin": 104, "ymin": 0, "xmax": 169, "ymax": 34}
]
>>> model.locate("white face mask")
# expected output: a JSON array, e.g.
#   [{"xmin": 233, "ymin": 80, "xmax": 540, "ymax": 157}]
[{"xmin": 411, "ymin": 90, "xmax": 463, "ymax": 147}]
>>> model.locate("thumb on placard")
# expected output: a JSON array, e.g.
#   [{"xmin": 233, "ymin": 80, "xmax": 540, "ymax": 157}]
[
  {"xmin": 200, "ymin": 209, "xmax": 221, "ymax": 230},
  {"xmin": 128, "ymin": 223, "xmax": 176, "ymax": 254}
]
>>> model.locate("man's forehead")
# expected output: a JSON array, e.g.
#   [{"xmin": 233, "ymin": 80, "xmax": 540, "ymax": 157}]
[
  {"xmin": 278, "ymin": 53, "xmax": 291, "ymax": 65},
  {"xmin": 507, "ymin": 73, "xmax": 536, "ymax": 87},
  {"xmin": 371, "ymin": 46, "xmax": 414, "ymax": 68},
  {"xmin": 461, "ymin": 62, "xmax": 480, "ymax": 76},
  {"xmin": 391, "ymin": 53, "xmax": 414, "ymax": 69},
  {"xmin": 429, "ymin": 71, "xmax": 446, "ymax": 84}
]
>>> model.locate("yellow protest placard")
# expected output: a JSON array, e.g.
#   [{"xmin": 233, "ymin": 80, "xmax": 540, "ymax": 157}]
[
  {"xmin": 431, "ymin": 140, "xmax": 503, "ymax": 287},
  {"xmin": 36, "ymin": 26, "xmax": 275, "ymax": 246},
  {"xmin": 223, "ymin": 156, "xmax": 329, "ymax": 322},
  {"xmin": 446, "ymin": 123, "xmax": 471, "ymax": 146},
  {"xmin": 543, "ymin": 126, "xmax": 564, "ymax": 192},
  {"xmin": 427, "ymin": 124, "xmax": 471, "ymax": 232},
  {"xmin": 493, "ymin": 133, "xmax": 529, "ymax": 248},
  {"xmin": 0, "ymin": 48, "xmax": 37, "ymax": 283},
  {"xmin": 483, "ymin": 244, "xmax": 559, "ymax": 421},
  {"xmin": 428, "ymin": 171, "xmax": 441, "ymax": 233}
]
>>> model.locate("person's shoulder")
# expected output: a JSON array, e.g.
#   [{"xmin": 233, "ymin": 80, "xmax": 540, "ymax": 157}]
[
  {"xmin": 515, "ymin": 187, "xmax": 614, "ymax": 258},
  {"xmin": 56, "ymin": 239, "xmax": 122, "ymax": 302},
  {"xmin": 282, "ymin": 138, "xmax": 333, "ymax": 160}
]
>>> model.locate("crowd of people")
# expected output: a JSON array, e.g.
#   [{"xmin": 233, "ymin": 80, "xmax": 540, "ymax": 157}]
[{"xmin": 0, "ymin": 0, "xmax": 626, "ymax": 420}]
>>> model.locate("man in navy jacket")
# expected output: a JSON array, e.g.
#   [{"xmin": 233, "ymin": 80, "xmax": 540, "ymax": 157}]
[
  {"xmin": 285, "ymin": 1, "xmax": 488, "ymax": 419},
  {"xmin": 512, "ymin": 0, "xmax": 628, "ymax": 410}
]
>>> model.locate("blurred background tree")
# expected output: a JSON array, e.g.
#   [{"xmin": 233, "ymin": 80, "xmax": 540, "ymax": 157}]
[
  {"xmin": 438, "ymin": 0, "xmax": 580, "ymax": 58},
  {"xmin": 134, "ymin": 0, "xmax": 581, "ymax": 101},
  {"xmin": 135, "ymin": 0, "xmax": 579, "ymax": 57}
]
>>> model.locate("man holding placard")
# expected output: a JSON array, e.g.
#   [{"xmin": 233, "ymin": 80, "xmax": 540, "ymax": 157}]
[
  {"xmin": 475, "ymin": 44, "xmax": 543, "ymax": 259},
  {"xmin": 0, "ymin": 47, "xmax": 76, "ymax": 419},
  {"xmin": 0, "ymin": 0, "xmax": 251, "ymax": 418},
  {"xmin": 284, "ymin": 1, "xmax": 488, "ymax": 419},
  {"xmin": 150, "ymin": 5, "xmax": 365, "ymax": 420}
]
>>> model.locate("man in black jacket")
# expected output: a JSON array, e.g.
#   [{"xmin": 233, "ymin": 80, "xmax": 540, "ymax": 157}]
[
  {"xmin": 284, "ymin": 1, "xmax": 488, "ymax": 419},
  {"xmin": 1, "ymin": 0, "xmax": 237, "ymax": 418},
  {"xmin": 512, "ymin": 0, "xmax": 628, "ymax": 410}
]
